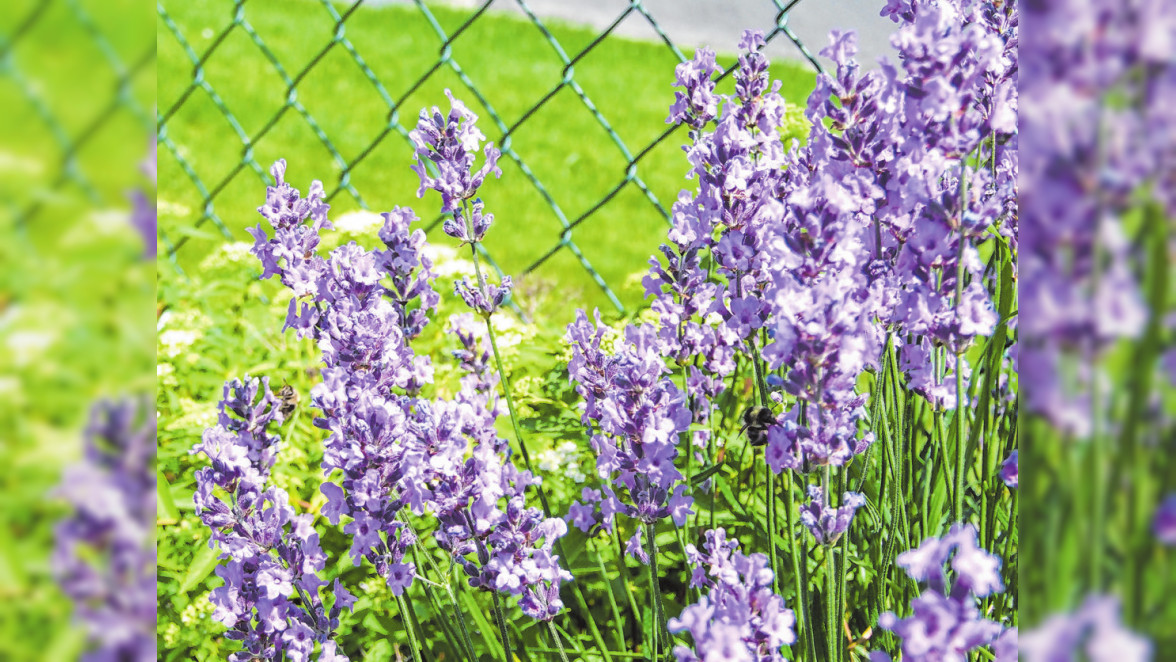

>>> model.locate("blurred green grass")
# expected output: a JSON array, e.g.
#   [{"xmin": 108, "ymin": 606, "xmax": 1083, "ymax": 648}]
[
  {"xmin": 157, "ymin": 0, "xmax": 815, "ymax": 312},
  {"xmin": 1, "ymin": 1, "xmax": 154, "ymax": 659},
  {"xmin": 0, "ymin": 0, "xmax": 153, "ymax": 218}
]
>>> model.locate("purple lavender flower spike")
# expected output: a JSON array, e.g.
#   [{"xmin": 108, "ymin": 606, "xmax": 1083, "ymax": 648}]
[
  {"xmin": 873, "ymin": 524, "xmax": 1010, "ymax": 661},
  {"xmin": 1155, "ymin": 494, "xmax": 1176, "ymax": 545},
  {"xmin": 1019, "ymin": 595, "xmax": 1151, "ymax": 662},
  {"xmin": 409, "ymin": 89, "xmax": 502, "ymax": 214},
  {"xmin": 565, "ymin": 310, "xmax": 695, "ymax": 561},
  {"xmin": 670, "ymin": 528, "xmax": 796, "ymax": 661},
  {"xmin": 999, "ymin": 450, "xmax": 1018, "ymax": 489},
  {"xmin": 799, "ymin": 486, "xmax": 866, "ymax": 544},
  {"xmin": 193, "ymin": 376, "xmax": 353, "ymax": 662},
  {"xmin": 455, "ymin": 274, "xmax": 512, "ymax": 317},
  {"xmin": 668, "ymin": 46, "xmax": 719, "ymax": 129},
  {"xmin": 53, "ymin": 398, "xmax": 156, "ymax": 662}
]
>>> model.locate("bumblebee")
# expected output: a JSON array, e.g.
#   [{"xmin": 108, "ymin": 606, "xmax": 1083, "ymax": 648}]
[
  {"xmin": 277, "ymin": 383, "xmax": 299, "ymax": 421},
  {"xmin": 740, "ymin": 405, "xmax": 775, "ymax": 447}
]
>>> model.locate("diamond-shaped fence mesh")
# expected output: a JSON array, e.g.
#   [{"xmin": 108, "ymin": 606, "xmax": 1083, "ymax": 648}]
[
  {"xmin": 1, "ymin": 0, "xmax": 154, "ymax": 229},
  {"xmin": 157, "ymin": 0, "xmax": 821, "ymax": 315}
]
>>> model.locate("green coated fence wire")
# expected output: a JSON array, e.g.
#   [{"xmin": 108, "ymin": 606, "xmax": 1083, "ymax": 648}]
[
  {"xmin": 2, "ymin": 0, "xmax": 155, "ymax": 228},
  {"xmin": 157, "ymin": 0, "xmax": 821, "ymax": 315}
]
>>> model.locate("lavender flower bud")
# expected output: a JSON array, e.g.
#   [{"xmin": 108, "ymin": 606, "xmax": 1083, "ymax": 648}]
[
  {"xmin": 410, "ymin": 89, "xmax": 502, "ymax": 213},
  {"xmin": 455, "ymin": 275, "xmax": 512, "ymax": 317},
  {"xmin": 799, "ymin": 486, "xmax": 866, "ymax": 544}
]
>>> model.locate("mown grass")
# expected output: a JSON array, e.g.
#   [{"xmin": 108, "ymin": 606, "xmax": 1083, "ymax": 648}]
[{"xmin": 157, "ymin": 0, "xmax": 815, "ymax": 312}]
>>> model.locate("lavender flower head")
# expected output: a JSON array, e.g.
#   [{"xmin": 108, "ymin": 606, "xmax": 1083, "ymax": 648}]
[
  {"xmin": 799, "ymin": 486, "xmax": 866, "ymax": 545},
  {"xmin": 409, "ymin": 89, "xmax": 502, "ymax": 215},
  {"xmin": 192, "ymin": 376, "xmax": 353, "ymax": 662},
  {"xmin": 668, "ymin": 46, "xmax": 719, "ymax": 129},
  {"xmin": 564, "ymin": 310, "xmax": 694, "ymax": 561},
  {"xmin": 1155, "ymin": 494, "xmax": 1176, "ymax": 545},
  {"xmin": 1000, "ymin": 450, "xmax": 1018, "ymax": 489},
  {"xmin": 669, "ymin": 528, "xmax": 796, "ymax": 661},
  {"xmin": 1019, "ymin": 595, "xmax": 1151, "ymax": 662},
  {"xmin": 53, "ymin": 398, "xmax": 156, "ymax": 662},
  {"xmin": 872, "ymin": 524, "xmax": 1010, "ymax": 661}
]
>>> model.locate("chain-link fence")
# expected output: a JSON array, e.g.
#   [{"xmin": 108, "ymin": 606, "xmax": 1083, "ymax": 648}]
[
  {"xmin": 2, "ymin": 0, "xmax": 154, "ymax": 229},
  {"xmin": 157, "ymin": 0, "xmax": 821, "ymax": 314}
]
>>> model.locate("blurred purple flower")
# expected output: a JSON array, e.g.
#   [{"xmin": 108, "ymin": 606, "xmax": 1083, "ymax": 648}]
[
  {"xmin": 1155, "ymin": 494, "xmax": 1176, "ymax": 545},
  {"xmin": 1019, "ymin": 595, "xmax": 1151, "ymax": 662},
  {"xmin": 1000, "ymin": 450, "xmax": 1018, "ymax": 489},
  {"xmin": 53, "ymin": 398, "xmax": 156, "ymax": 662},
  {"xmin": 873, "ymin": 524, "xmax": 1010, "ymax": 661}
]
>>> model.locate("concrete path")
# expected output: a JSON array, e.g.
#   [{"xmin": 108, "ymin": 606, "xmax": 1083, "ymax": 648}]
[{"xmin": 366, "ymin": 0, "xmax": 898, "ymax": 68}]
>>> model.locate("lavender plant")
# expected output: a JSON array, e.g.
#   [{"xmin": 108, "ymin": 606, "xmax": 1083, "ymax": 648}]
[
  {"xmin": 175, "ymin": 2, "xmax": 1023, "ymax": 660},
  {"xmin": 192, "ymin": 377, "xmax": 352, "ymax": 662}
]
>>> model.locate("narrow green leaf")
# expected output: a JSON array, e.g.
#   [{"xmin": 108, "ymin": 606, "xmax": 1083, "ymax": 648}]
[
  {"xmin": 157, "ymin": 469, "xmax": 180, "ymax": 525},
  {"xmin": 179, "ymin": 540, "xmax": 221, "ymax": 594}
]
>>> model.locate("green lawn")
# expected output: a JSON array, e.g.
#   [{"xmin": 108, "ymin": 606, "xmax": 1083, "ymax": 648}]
[{"xmin": 157, "ymin": 0, "xmax": 815, "ymax": 312}]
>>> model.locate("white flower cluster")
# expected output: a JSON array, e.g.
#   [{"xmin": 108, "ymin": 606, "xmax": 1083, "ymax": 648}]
[{"xmin": 537, "ymin": 440, "xmax": 586, "ymax": 484}]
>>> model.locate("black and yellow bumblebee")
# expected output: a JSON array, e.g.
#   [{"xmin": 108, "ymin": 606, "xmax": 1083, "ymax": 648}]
[{"xmin": 740, "ymin": 405, "xmax": 775, "ymax": 447}]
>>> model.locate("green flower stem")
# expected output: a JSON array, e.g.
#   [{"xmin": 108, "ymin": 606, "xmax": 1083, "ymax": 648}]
[
  {"xmin": 593, "ymin": 538, "xmax": 628, "ymax": 651},
  {"xmin": 783, "ymin": 470, "xmax": 814, "ymax": 661},
  {"xmin": 745, "ymin": 319, "xmax": 781, "ymax": 600},
  {"xmin": 646, "ymin": 522, "xmax": 670, "ymax": 660},
  {"xmin": 822, "ymin": 466, "xmax": 838, "ymax": 662},
  {"xmin": 836, "ymin": 469, "xmax": 850, "ymax": 662},
  {"xmin": 409, "ymin": 540, "xmax": 477, "ymax": 660},
  {"xmin": 396, "ymin": 593, "xmax": 425, "ymax": 662},
  {"xmin": 463, "ymin": 205, "xmax": 613, "ymax": 658},
  {"xmin": 490, "ymin": 590, "xmax": 514, "ymax": 662},
  {"xmin": 547, "ymin": 621, "xmax": 572, "ymax": 662},
  {"xmin": 798, "ymin": 513, "xmax": 817, "ymax": 662},
  {"xmin": 953, "ymin": 162, "xmax": 969, "ymax": 525}
]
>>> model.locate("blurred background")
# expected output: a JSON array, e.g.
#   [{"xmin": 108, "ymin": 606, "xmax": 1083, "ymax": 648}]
[{"xmin": 0, "ymin": 0, "xmax": 155, "ymax": 659}]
